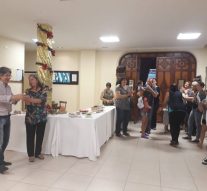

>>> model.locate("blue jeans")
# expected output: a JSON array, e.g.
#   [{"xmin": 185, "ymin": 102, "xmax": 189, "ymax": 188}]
[
  {"xmin": 188, "ymin": 109, "xmax": 202, "ymax": 140},
  {"xmin": 0, "ymin": 115, "xmax": 10, "ymax": 165},
  {"xmin": 145, "ymin": 108, "xmax": 153, "ymax": 133},
  {"xmin": 115, "ymin": 108, "xmax": 130, "ymax": 135}
]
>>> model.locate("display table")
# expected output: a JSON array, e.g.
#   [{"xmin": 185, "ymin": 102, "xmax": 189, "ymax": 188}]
[{"xmin": 7, "ymin": 106, "xmax": 116, "ymax": 161}]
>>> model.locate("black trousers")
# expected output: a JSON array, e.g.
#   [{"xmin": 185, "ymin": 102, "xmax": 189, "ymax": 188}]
[
  {"xmin": 25, "ymin": 121, "xmax": 46, "ymax": 157},
  {"xmin": 169, "ymin": 111, "xmax": 186, "ymax": 143},
  {"xmin": 151, "ymin": 103, "xmax": 159, "ymax": 129},
  {"xmin": 115, "ymin": 108, "xmax": 130, "ymax": 135}
]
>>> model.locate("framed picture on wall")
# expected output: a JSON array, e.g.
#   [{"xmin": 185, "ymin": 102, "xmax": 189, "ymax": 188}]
[
  {"xmin": 53, "ymin": 71, "xmax": 79, "ymax": 85},
  {"xmin": 24, "ymin": 71, "xmax": 79, "ymax": 86},
  {"xmin": 10, "ymin": 69, "xmax": 23, "ymax": 82}
]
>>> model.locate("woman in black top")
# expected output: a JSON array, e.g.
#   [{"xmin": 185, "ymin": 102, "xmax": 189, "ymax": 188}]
[{"xmin": 168, "ymin": 84, "xmax": 186, "ymax": 146}]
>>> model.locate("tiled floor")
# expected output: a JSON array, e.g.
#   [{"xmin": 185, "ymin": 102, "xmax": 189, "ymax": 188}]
[{"xmin": 1, "ymin": 123, "xmax": 207, "ymax": 191}]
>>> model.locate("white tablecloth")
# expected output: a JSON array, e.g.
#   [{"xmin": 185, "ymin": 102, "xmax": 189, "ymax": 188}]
[{"xmin": 7, "ymin": 106, "xmax": 116, "ymax": 161}]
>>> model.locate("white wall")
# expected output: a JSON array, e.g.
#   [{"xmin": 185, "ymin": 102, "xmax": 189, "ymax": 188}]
[
  {"xmin": 190, "ymin": 48, "xmax": 207, "ymax": 81},
  {"xmin": 53, "ymin": 51, "xmax": 80, "ymax": 112},
  {"xmin": 79, "ymin": 51, "xmax": 96, "ymax": 108},
  {"xmin": 25, "ymin": 48, "xmax": 207, "ymax": 112},
  {"xmin": 95, "ymin": 51, "xmax": 123, "ymax": 105},
  {"xmin": 0, "ymin": 36, "xmax": 25, "ymax": 110}
]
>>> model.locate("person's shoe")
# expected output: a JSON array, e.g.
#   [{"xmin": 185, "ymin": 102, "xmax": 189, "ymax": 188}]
[
  {"xmin": 0, "ymin": 165, "xmax": 8, "ymax": 174},
  {"xmin": 3, "ymin": 161, "xmax": 12, "ymax": 166},
  {"xmin": 29, "ymin": 156, "xmax": 35, "ymax": 162},
  {"xmin": 35, "ymin": 154, "xmax": 44, "ymax": 160},
  {"xmin": 203, "ymin": 157, "xmax": 207, "ymax": 160},
  {"xmin": 198, "ymin": 142, "xmax": 203, "ymax": 148},
  {"xmin": 123, "ymin": 132, "xmax": 130, "ymax": 136},
  {"xmin": 191, "ymin": 139, "xmax": 199, "ymax": 143},
  {"xmin": 116, "ymin": 133, "xmax": 121, "ymax": 137},
  {"xmin": 202, "ymin": 158, "xmax": 207, "ymax": 165},
  {"xmin": 182, "ymin": 136, "xmax": 191, "ymax": 140},
  {"xmin": 174, "ymin": 141, "xmax": 179, "ymax": 145},
  {"xmin": 141, "ymin": 135, "xmax": 149, "ymax": 139},
  {"xmin": 170, "ymin": 141, "xmax": 178, "ymax": 146}
]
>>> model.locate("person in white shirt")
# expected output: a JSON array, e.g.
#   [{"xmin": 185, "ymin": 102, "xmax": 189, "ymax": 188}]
[{"xmin": 0, "ymin": 67, "xmax": 23, "ymax": 174}]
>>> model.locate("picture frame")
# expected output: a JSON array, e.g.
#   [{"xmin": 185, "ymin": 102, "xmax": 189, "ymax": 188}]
[
  {"xmin": 10, "ymin": 69, "xmax": 23, "ymax": 83},
  {"xmin": 53, "ymin": 71, "xmax": 79, "ymax": 85},
  {"xmin": 24, "ymin": 71, "xmax": 79, "ymax": 86}
]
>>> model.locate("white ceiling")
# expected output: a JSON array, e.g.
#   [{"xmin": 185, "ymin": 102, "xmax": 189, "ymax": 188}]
[{"xmin": 0, "ymin": 0, "xmax": 207, "ymax": 50}]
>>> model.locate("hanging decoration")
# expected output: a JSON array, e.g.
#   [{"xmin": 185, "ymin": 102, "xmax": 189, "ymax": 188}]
[{"xmin": 35, "ymin": 23, "xmax": 55, "ymax": 105}]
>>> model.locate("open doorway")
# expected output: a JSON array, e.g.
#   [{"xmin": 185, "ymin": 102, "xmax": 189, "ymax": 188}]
[
  {"xmin": 139, "ymin": 57, "xmax": 156, "ymax": 84},
  {"xmin": 117, "ymin": 52, "xmax": 196, "ymax": 122}
]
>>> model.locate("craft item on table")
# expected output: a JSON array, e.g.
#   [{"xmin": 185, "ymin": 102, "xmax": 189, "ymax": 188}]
[
  {"xmin": 68, "ymin": 112, "xmax": 81, "ymax": 118},
  {"xmin": 48, "ymin": 101, "xmax": 60, "ymax": 114},
  {"xmin": 58, "ymin": 106, "xmax": 67, "ymax": 114},
  {"xmin": 91, "ymin": 105, "xmax": 104, "ymax": 113},
  {"xmin": 58, "ymin": 101, "xmax": 67, "ymax": 113},
  {"xmin": 85, "ymin": 112, "xmax": 92, "ymax": 118},
  {"xmin": 79, "ymin": 109, "xmax": 89, "ymax": 114}
]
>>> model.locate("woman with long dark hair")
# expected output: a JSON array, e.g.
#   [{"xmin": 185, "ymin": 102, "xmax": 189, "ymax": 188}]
[{"xmin": 23, "ymin": 74, "xmax": 47, "ymax": 162}]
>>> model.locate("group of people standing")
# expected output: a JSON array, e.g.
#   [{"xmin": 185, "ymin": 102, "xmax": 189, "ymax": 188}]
[
  {"xmin": 101, "ymin": 77, "xmax": 207, "ymax": 165},
  {"xmin": 101, "ymin": 78, "xmax": 160, "ymax": 138},
  {"xmin": 160, "ymin": 79, "xmax": 207, "ymax": 165},
  {"xmin": 180, "ymin": 80, "xmax": 207, "ymax": 164},
  {"xmin": 1, "ymin": 67, "xmax": 207, "ymax": 174},
  {"xmin": 101, "ymin": 79, "xmax": 132, "ymax": 136},
  {"xmin": 0, "ymin": 67, "xmax": 47, "ymax": 174}
]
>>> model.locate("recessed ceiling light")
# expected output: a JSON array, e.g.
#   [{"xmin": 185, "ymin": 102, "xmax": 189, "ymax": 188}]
[
  {"xmin": 99, "ymin": 36, "xmax": 120, "ymax": 43},
  {"xmin": 32, "ymin": 38, "xmax": 38, "ymax": 43},
  {"xmin": 177, "ymin": 33, "xmax": 201, "ymax": 40}
]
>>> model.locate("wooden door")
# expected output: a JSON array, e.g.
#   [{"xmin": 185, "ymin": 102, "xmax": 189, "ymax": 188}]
[
  {"xmin": 156, "ymin": 56, "xmax": 196, "ymax": 122},
  {"xmin": 117, "ymin": 52, "xmax": 197, "ymax": 123},
  {"xmin": 125, "ymin": 55, "xmax": 139, "ymax": 122},
  {"xmin": 156, "ymin": 57, "xmax": 175, "ymax": 122}
]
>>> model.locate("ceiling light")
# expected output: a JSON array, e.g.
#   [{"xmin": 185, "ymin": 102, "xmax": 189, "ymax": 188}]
[
  {"xmin": 32, "ymin": 38, "xmax": 38, "ymax": 43},
  {"xmin": 177, "ymin": 33, "xmax": 201, "ymax": 40},
  {"xmin": 99, "ymin": 36, "xmax": 120, "ymax": 43}
]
